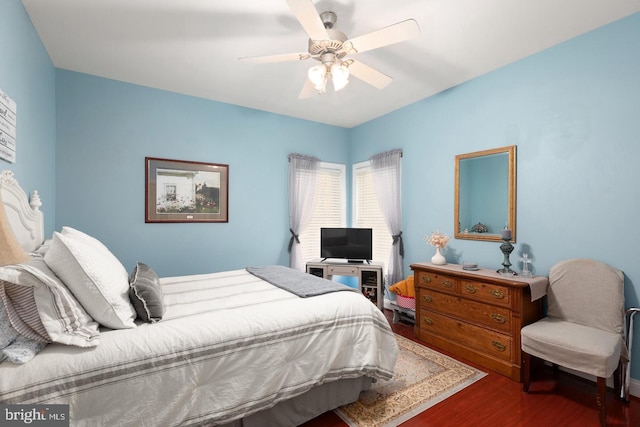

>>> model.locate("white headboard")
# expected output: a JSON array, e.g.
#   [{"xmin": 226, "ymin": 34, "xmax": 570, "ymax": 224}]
[{"xmin": 0, "ymin": 170, "xmax": 45, "ymax": 252}]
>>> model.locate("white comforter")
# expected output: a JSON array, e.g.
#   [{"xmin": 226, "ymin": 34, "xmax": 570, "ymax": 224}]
[{"xmin": 0, "ymin": 269, "xmax": 398, "ymax": 426}]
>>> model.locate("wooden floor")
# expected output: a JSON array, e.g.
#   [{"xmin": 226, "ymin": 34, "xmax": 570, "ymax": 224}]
[{"xmin": 301, "ymin": 310, "xmax": 640, "ymax": 427}]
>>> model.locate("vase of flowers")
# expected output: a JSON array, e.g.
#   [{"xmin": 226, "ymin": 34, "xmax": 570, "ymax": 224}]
[{"xmin": 425, "ymin": 230, "xmax": 449, "ymax": 265}]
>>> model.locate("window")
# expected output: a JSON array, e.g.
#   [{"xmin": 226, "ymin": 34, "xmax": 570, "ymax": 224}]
[
  {"xmin": 299, "ymin": 162, "xmax": 346, "ymax": 265},
  {"xmin": 352, "ymin": 161, "xmax": 392, "ymax": 268}
]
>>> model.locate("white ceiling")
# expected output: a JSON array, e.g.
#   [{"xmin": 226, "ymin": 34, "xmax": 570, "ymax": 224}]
[{"xmin": 22, "ymin": 0, "xmax": 640, "ymax": 128}]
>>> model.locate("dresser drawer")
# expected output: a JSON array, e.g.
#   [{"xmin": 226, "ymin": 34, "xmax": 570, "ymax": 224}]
[
  {"xmin": 418, "ymin": 311, "xmax": 513, "ymax": 362},
  {"xmin": 418, "ymin": 290, "xmax": 511, "ymax": 334},
  {"xmin": 415, "ymin": 271, "xmax": 458, "ymax": 293},
  {"xmin": 327, "ymin": 265, "xmax": 359, "ymax": 275},
  {"xmin": 459, "ymin": 278, "xmax": 513, "ymax": 308}
]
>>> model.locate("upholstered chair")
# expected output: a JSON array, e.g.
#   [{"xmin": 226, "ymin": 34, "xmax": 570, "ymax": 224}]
[{"xmin": 521, "ymin": 258, "xmax": 625, "ymax": 427}]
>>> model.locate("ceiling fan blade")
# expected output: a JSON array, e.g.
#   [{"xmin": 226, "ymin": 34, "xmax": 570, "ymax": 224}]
[
  {"xmin": 342, "ymin": 19, "xmax": 420, "ymax": 54},
  {"xmin": 285, "ymin": 0, "xmax": 330, "ymax": 41},
  {"xmin": 298, "ymin": 78, "xmax": 317, "ymax": 99},
  {"xmin": 238, "ymin": 52, "xmax": 312, "ymax": 64},
  {"xmin": 347, "ymin": 60, "xmax": 393, "ymax": 89}
]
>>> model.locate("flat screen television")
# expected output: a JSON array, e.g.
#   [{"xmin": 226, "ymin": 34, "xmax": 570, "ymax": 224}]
[{"xmin": 320, "ymin": 227, "xmax": 373, "ymax": 263}]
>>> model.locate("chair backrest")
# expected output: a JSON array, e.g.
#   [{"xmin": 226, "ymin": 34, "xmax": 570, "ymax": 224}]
[{"xmin": 547, "ymin": 258, "xmax": 624, "ymax": 334}]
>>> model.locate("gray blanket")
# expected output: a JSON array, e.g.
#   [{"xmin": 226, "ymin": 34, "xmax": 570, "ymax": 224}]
[{"xmin": 246, "ymin": 265, "xmax": 357, "ymax": 298}]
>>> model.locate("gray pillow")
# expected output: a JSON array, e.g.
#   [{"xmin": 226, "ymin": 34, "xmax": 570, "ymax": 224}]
[{"xmin": 129, "ymin": 262, "xmax": 165, "ymax": 323}]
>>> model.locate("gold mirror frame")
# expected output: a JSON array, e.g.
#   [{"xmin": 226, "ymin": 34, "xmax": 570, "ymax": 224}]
[{"xmin": 454, "ymin": 145, "xmax": 516, "ymax": 242}]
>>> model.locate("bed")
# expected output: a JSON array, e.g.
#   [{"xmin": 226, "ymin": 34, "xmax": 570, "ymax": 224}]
[{"xmin": 0, "ymin": 170, "xmax": 398, "ymax": 426}]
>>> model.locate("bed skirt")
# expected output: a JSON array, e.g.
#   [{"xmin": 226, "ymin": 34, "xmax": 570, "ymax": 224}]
[{"xmin": 219, "ymin": 376, "xmax": 372, "ymax": 427}]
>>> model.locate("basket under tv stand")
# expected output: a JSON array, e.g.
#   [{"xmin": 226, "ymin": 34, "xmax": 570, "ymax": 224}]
[{"xmin": 306, "ymin": 259, "xmax": 383, "ymax": 310}]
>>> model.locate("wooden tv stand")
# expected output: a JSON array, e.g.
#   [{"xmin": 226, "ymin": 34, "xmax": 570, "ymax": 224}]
[
  {"xmin": 306, "ymin": 259, "xmax": 383, "ymax": 310},
  {"xmin": 410, "ymin": 262, "xmax": 546, "ymax": 382}
]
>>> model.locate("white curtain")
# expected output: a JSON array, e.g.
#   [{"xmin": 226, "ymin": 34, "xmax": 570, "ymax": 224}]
[
  {"xmin": 288, "ymin": 153, "xmax": 320, "ymax": 271},
  {"xmin": 370, "ymin": 149, "xmax": 403, "ymax": 291}
]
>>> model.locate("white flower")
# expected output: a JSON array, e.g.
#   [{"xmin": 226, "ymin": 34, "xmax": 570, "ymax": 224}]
[{"xmin": 425, "ymin": 230, "xmax": 449, "ymax": 248}]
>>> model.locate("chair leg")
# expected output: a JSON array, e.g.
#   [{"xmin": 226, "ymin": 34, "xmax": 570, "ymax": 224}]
[
  {"xmin": 522, "ymin": 351, "xmax": 531, "ymax": 392},
  {"xmin": 613, "ymin": 363, "xmax": 622, "ymax": 400},
  {"xmin": 597, "ymin": 376, "xmax": 607, "ymax": 427}
]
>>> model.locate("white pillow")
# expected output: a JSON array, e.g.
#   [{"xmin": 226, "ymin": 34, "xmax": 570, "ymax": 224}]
[
  {"xmin": 61, "ymin": 226, "xmax": 111, "ymax": 253},
  {"xmin": 44, "ymin": 230, "xmax": 136, "ymax": 329}
]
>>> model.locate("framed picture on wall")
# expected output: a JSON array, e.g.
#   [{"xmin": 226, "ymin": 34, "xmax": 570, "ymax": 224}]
[{"xmin": 145, "ymin": 157, "xmax": 229, "ymax": 223}]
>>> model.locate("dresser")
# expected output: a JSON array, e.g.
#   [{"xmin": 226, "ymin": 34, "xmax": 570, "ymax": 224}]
[{"xmin": 410, "ymin": 262, "xmax": 547, "ymax": 382}]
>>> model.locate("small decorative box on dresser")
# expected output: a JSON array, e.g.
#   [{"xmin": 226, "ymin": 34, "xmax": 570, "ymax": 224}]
[{"xmin": 410, "ymin": 262, "xmax": 548, "ymax": 382}]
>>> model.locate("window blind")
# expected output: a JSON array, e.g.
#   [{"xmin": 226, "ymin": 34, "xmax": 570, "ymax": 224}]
[{"xmin": 299, "ymin": 163, "xmax": 345, "ymax": 264}]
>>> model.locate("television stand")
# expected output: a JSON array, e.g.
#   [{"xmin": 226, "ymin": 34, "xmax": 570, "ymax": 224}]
[
  {"xmin": 321, "ymin": 258, "xmax": 370, "ymax": 264},
  {"xmin": 305, "ymin": 259, "xmax": 383, "ymax": 310}
]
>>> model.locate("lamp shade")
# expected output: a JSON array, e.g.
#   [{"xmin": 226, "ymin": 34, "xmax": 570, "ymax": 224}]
[
  {"xmin": 0, "ymin": 192, "xmax": 30, "ymax": 266},
  {"xmin": 331, "ymin": 64, "xmax": 349, "ymax": 91},
  {"xmin": 308, "ymin": 65, "xmax": 328, "ymax": 92}
]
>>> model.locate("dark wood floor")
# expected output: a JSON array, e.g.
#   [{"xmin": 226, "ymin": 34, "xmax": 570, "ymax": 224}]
[{"xmin": 301, "ymin": 310, "xmax": 640, "ymax": 427}]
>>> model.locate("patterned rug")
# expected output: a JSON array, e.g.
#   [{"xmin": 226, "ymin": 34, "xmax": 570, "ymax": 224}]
[{"xmin": 335, "ymin": 334, "xmax": 487, "ymax": 427}]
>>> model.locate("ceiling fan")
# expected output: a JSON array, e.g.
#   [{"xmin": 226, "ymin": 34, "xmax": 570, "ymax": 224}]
[{"xmin": 238, "ymin": 0, "xmax": 420, "ymax": 98}]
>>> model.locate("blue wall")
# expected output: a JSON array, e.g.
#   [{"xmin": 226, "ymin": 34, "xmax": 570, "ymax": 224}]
[
  {"xmin": 55, "ymin": 72, "xmax": 349, "ymax": 276},
  {"xmin": 4, "ymin": 0, "xmax": 640, "ymax": 380},
  {"xmin": 0, "ymin": 0, "xmax": 56, "ymax": 233},
  {"xmin": 351, "ymin": 12, "xmax": 640, "ymax": 377},
  {"xmin": 351, "ymin": 12, "xmax": 640, "ymax": 300}
]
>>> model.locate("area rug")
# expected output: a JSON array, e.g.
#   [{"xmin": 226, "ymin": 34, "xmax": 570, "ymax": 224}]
[{"xmin": 335, "ymin": 334, "xmax": 487, "ymax": 427}]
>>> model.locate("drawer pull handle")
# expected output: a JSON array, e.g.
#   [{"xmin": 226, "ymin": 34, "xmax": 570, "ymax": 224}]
[
  {"xmin": 421, "ymin": 276, "xmax": 432, "ymax": 283},
  {"xmin": 490, "ymin": 289, "xmax": 505, "ymax": 299},
  {"xmin": 492, "ymin": 341, "xmax": 506, "ymax": 352},
  {"xmin": 491, "ymin": 313, "xmax": 506, "ymax": 324},
  {"xmin": 464, "ymin": 283, "xmax": 477, "ymax": 293},
  {"xmin": 423, "ymin": 317, "xmax": 433, "ymax": 325},
  {"xmin": 422, "ymin": 295, "xmax": 433, "ymax": 303},
  {"xmin": 441, "ymin": 280, "xmax": 453, "ymax": 288}
]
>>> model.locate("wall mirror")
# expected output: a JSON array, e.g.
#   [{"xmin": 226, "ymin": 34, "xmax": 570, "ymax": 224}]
[{"xmin": 454, "ymin": 145, "xmax": 516, "ymax": 242}]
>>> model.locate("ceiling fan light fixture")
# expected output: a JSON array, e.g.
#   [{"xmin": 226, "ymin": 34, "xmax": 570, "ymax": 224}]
[
  {"xmin": 308, "ymin": 64, "xmax": 328, "ymax": 92},
  {"xmin": 239, "ymin": 2, "xmax": 421, "ymax": 99},
  {"xmin": 330, "ymin": 63, "xmax": 349, "ymax": 91}
]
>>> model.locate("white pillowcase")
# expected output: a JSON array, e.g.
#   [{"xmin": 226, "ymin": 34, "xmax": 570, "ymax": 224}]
[
  {"xmin": 0, "ymin": 258, "xmax": 100, "ymax": 347},
  {"xmin": 44, "ymin": 228, "xmax": 137, "ymax": 329}
]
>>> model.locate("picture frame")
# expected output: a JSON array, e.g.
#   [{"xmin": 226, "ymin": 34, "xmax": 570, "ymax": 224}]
[{"xmin": 145, "ymin": 157, "xmax": 229, "ymax": 223}]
